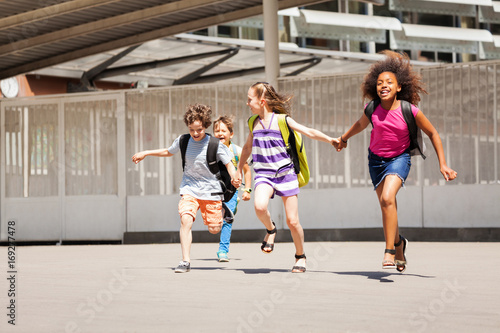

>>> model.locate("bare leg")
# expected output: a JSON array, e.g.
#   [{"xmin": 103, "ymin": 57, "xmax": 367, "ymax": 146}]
[
  {"xmin": 179, "ymin": 214, "xmax": 194, "ymax": 262},
  {"xmin": 375, "ymin": 175, "xmax": 402, "ymax": 265},
  {"xmin": 282, "ymin": 195, "xmax": 306, "ymax": 270},
  {"xmin": 253, "ymin": 184, "xmax": 277, "ymax": 249}
]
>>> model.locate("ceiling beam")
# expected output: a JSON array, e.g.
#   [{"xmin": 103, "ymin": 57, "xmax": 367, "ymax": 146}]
[
  {"xmin": 94, "ymin": 48, "xmax": 239, "ymax": 80},
  {"xmin": 0, "ymin": 0, "xmax": 329, "ymax": 79},
  {"xmin": 173, "ymin": 48, "xmax": 240, "ymax": 85},
  {"xmin": 191, "ymin": 57, "xmax": 320, "ymax": 84},
  {"xmin": 0, "ymin": 0, "xmax": 228, "ymax": 56},
  {"xmin": 0, "ymin": 0, "xmax": 121, "ymax": 31},
  {"xmin": 82, "ymin": 44, "xmax": 141, "ymax": 85}
]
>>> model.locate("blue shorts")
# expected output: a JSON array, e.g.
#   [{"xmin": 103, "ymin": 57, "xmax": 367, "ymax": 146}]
[{"xmin": 368, "ymin": 149, "xmax": 411, "ymax": 190}]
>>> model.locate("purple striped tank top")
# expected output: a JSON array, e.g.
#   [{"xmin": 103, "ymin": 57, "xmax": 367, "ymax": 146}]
[{"xmin": 251, "ymin": 113, "xmax": 294, "ymax": 177}]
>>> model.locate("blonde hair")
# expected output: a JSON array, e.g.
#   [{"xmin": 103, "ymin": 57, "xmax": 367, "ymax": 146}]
[
  {"xmin": 213, "ymin": 115, "xmax": 234, "ymax": 134},
  {"xmin": 251, "ymin": 82, "xmax": 293, "ymax": 115}
]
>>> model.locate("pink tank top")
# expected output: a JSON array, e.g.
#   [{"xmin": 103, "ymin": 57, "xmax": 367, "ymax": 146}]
[{"xmin": 369, "ymin": 103, "xmax": 419, "ymax": 158}]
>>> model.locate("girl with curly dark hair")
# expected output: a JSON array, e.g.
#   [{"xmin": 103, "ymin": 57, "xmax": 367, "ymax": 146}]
[{"xmin": 335, "ymin": 51, "xmax": 457, "ymax": 272}]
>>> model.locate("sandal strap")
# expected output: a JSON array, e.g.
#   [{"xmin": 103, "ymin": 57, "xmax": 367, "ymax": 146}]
[
  {"xmin": 266, "ymin": 221, "xmax": 277, "ymax": 234},
  {"xmin": 295, "ymin": 253, "xmax": 306, "ymax": 259},
  {"xmin": 395, "ymin": 234, "xmax": 404, "ymax": 247},
  {"xmin": 384, "ymin": 249, "xmax": 396, "ymax": 255}
]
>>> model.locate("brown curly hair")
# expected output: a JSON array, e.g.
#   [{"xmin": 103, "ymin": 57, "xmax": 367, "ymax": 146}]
[
  {"xmin": 251, "ymin": 82, "xmax": 293, "ymax": 115},
  {"xmin": 361, "ymin": 50, "xmax": 427, "ymax": 106},
  {"xmin": 183, "ymin": 103, "xmax": 212, "ymax": 128}
]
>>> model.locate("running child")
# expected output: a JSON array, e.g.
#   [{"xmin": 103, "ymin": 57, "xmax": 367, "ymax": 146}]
[
  {"xmin": 213, "ymin": 115, "xmax": 252, "ymax": 262},
  {"xmin": 234, "ymin": 82, "xmax": 339, "ymax": 273},
  {"xmin": 132, "ymin": 103, "xmax": 237, "ymax": 273},
  {"xmin": 335, "ymin": 51, "xmax": 457, "ymax": 272}
]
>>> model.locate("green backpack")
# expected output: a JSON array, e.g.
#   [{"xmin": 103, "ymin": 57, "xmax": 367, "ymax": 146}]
[{"xmin": 248, "ymin": 113, "xmax": 310, "ymax": 187}]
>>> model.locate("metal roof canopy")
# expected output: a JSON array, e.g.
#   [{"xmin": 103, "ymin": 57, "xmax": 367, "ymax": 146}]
[
  {"xmin": 390, "ymin": 23, "xmax": 494, "ymax": 55},
  {"xmin": 288, "ymin": 9, "xmax": 402, "ymax": 43},
  {"xmin": 389, "ymin": 0, "xmax": 492, "ymax": 17},
  {"xmin": 479, "ymin": 1, "xmax": 500, "ymax": 23},
  {"xmin": 0, "ymin": 0, "xmax": 331, "ymax": 81},
  {"xmin": 35, "ymin": 33, "xmax": 426, "ymax": 87}
]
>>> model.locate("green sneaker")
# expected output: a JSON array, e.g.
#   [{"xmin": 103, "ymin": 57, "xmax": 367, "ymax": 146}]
[{"xmin": 217, "ymin": 251, "xmax": 229, "ymax": 262}]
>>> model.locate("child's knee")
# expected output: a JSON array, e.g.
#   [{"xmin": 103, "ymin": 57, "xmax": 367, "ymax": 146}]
[
  {"xmin": 286, "ymin": 218, "xmax": 301, "ymax": 230},
  {"xmin": 254, "ymin": 202, "xmax": 268, "ymax": 215},
  {"xmin": 180, "ymin": 212, "xmax": 195, "ymax": 224},
  {"xmin": 208, "ymin": 223, "xmax": 222, "ymax": 234}
]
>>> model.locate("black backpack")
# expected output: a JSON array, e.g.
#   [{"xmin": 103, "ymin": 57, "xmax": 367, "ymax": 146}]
[
  {"xmin": 179, "ymin": 134, "xmax": 237, "ymax": 202},
  {"xmin": 364, "ymin": 99, "xmax": 426, "ymax": 159}
]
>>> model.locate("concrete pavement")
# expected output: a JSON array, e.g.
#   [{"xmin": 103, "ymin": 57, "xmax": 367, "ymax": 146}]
[{"xmin": 1, "ymin": 241, "xmax": 499, "ymax": 333}]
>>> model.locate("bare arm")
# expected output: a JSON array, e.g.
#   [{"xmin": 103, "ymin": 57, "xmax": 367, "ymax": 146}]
[
  {"xmin": 241, "ymin": 162, "xmax": 252, "ymax": 201},
  {"xmin": 415, "ymin": 111, "xmax": 457, "ymax": 181},
  {"xmin": 236, "ymin": 132, "xmax": 253, "ymax": 177},
  {"xmin": 336, "ymin": 114, "xmax": 371, "ymax": 152},
  {"xmin": 286, "ymin": 117, "xmax": 339, "ymax": 146},
  {"xmin": 132, "ymin": 148, "xmax": 173, "ymax": 164}
]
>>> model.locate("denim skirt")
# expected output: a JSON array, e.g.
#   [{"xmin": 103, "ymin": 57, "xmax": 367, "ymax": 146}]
[{"xmin": 368, "ymin": 149, "xmax": 411, "ymax": 190}]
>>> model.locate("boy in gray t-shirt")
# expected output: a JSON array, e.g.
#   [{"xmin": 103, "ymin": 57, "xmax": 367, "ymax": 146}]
[{"xmin": 132, "ymin": 104, "xmax": 238, "ymax": 273}]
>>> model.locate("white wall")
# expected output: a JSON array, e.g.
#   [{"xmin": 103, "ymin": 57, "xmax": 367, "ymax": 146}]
[{"xmin": 125, "ymin": 184, "xmax": 500, "ymax": 233}]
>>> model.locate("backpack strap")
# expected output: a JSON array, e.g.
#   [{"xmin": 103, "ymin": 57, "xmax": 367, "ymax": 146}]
[
  {"xmin": 206, "ymin": 134, "xmax": 226, "ymax": 196},
  {"xmin": 206, "ymin": 134, "xmax": 220, "ymax": 175},
  {"xmin": 179, "ymin": 133, "xmax": 190, "ymax": 171},
  {"xmin": 401, "ymin": 100, "xmax": 426, "ymax": 158},
  {"xmin": 277, "ymin": 114, "xmax": 290, "ymax": 147},
  {"xmin": 277, "ymin": 114, "xmax": 300, "ymax": 175},
  {"xmin": 247, "ymin": 114, "xmax": 259, "ymax": 133},
  {"xmin": 231, "ymin": 143, "xmax": 239, "ymax": 164},
  {"xmin": 364, "ymin": 98, "xmax": 380, "ymax": 126}
]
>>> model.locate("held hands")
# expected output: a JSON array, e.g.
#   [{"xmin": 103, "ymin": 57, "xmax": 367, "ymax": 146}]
[
  {"xmin": 331, "ymin": 137, "xmax": 341, "ymax": 150},
  {"xmin": 334, "ymin": 136, "xmax": 348, "ymax": 152},
  {"xmin": 440, "ymin": 165, "xmax": 458, "ymax": 181},
  {"xmin": 231, "ymin": 171, "xmax": 242, "ymax": 189}
]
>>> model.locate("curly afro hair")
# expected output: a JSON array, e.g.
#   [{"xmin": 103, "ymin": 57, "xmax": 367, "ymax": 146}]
[
  {"xmin": 183, "ymin": 103, "xmax": 212, "ymax": 128},
  {"xmin": 361, "ymin": 50, "xmax": 427, "ymax": 106}
]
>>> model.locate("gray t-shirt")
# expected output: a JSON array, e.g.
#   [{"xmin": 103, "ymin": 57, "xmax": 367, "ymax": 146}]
[{"xmin": 168, "ymin": 134, "xmax": 232, "ymax": 200}]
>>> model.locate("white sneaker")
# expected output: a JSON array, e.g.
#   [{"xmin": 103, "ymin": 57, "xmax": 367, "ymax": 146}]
[{"xmin": 174, "ymin": 261, "xmax": 191, "ymax": 273}]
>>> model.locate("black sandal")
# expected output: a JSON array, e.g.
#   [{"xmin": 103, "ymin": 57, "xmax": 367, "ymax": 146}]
[
  {"xmin": 382, "ymin": 249, "xmax": 396, "ymax": 269},
  {"xmin": 292, "ymin": 253, "xmax": 306, "ymax": 273},
  {"xmin": 395, "ymin": 234, "xmax": 408, "ymax": 273},
  {"xmin": 261, "ymin": 221, "xmax": 277, "ymax": 253}
]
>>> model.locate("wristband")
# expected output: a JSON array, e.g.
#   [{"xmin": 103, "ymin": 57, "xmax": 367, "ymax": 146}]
[
  {"xmin": 341, "ymin": 136, "xmax": 348, "ymax": 143},
  {"xmin": 243, "ymin": 188, "xmax": 252, "ymax": 193}
]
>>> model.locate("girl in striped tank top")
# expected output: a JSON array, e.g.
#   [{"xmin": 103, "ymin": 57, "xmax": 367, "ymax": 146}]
[{"xmin": 234, "ymin": 82, "xmax": 339, "ymax": 273}]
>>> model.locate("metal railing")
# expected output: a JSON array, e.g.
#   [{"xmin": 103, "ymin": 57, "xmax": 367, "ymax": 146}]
[{"xmin": 2, "ymin": 60, "xmax": 499, "ymax": 201}]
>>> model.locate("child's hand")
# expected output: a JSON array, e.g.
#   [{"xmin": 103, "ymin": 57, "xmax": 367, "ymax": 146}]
[
  {"xmin": 335, "ymin": 136, "xmax": 347, "ymax": 152},
  {"xmin": 231, "ymin": 173, "xmax": 242, "ymax": 188},
  {"xmin": 331, "ymin": 138, "xmax": 341, "ymax": 150},
  {"xmin": 441, "ymin": 165, "xmax": 458, "ymax": 181},
  {"xmin": 241, "ymin": 191, "xmax": 251, "ymax": 201},
  {"xmin": 132, "ymin": 152, "xmax": 146, "ymax": 164}
]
